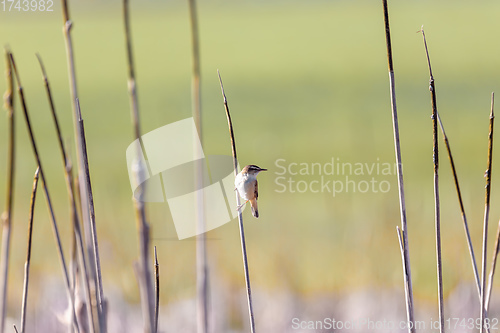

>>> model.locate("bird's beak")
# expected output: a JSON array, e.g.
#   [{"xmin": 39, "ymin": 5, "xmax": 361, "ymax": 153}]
[{"xmin": 260, "ymin": 168, "xmax": 267, "ymax": 172}]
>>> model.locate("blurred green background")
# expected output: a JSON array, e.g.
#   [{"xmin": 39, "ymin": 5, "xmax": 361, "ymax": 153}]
[{"xmin": 1, "ymin": 0, "xmax": 500, "ymax": 325}]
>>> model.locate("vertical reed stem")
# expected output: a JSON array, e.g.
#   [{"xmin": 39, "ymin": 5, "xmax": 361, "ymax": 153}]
[
  {"xmin": 61, "ymin": 3, "xmax": 105, "ymax": 323},
  {"xmin": 381, "ymin": 2, "xmax": 415, "ymax": 331},
  {"xmin": 0, "ymin": 47, "xmax": 15, "ymax": 333},
  {"xmin": 75, "ymin": 99, "xmax": 105, "ymax": 332},
  {"xmin": 123, "ymin": 1, "xmax": 155, "ymax": 331},
  {"xmin": 486, "ymin": 218, "xmax": 500, "ymax": 310},
  {"xmin": 36, "ymin": 54, "xmax": 98, "ymax": 333},
  {"xmin": 20, "ymin": 168, "xmax": 40, "ymax": 333},
  {"xmin": 437, "ymin": 113, "xmax": 481, "ymax": 298},
  {"xmin": 154, "ymin": 247, "xmax": 159, "ymax": 333},
  {"xmin": 9, "ymin": 51, "xmax": 80, "ymax": 333},
  {"xmin": 420, "ymin": 28, "xmax": 444, "ymax": 333},
  {"xmin": 187, "ymin": 1, "xmax": 209, "ymax": 332},
  {"xmin": 218, "ymin": 70, "xmax": 256, "ymax": 333},
  {"xmin": 481, "ymin": 93, "xmax": 494, "ymax": 333}
]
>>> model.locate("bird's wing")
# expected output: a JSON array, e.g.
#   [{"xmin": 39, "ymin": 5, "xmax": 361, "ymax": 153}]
[{"xmin": 254, "ymin": 180, "xmax": 259, "ymax": 200}]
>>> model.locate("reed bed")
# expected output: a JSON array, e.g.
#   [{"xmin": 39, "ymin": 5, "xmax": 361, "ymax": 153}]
[{"xmin": 1, "ymin": 2, "xmax": 500, "ymax": 333}]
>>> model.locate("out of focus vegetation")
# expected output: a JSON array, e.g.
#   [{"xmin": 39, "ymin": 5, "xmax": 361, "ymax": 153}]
[{"xmin": 1, "ymin": 0, "xmax": 500, "ymax": 316}]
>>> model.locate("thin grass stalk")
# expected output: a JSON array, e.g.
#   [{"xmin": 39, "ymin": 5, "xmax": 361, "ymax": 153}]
[
  {"xmin": 486, "ymin": 218, "xmax": 500, "ymax": 310},
  {"xmin": 66, "ymin": 139, "xmax": 77, "ymax": 333},
  {"xmin": 61, "ymin": 0, "xmax": 89, "ymax": 248},
  {"xmin": 74, "ymin": 175, "xmax": 83, "ymax": 230},
  {"xmin": 68, "ymin": 162, "xmax": 95, "ymax": 333},
  {"xmin": 436, "ymin": 112, "xmax": 492, "ymax": 333},
  {"xmin": 61, "ymin": 1, "xmax": 104, "ymax": 317},
  {"xmin": 437, "ymin": 113, "xmax": 481, "ymax": 296},
  {"xmin": 395, "ymin": 226, "xmax": 408, "ymax": 297},
  {"xmin": 421, "ymin": 28, "xmax": 444, "ymax": 333},
  {"xmin": 487, "ymin": 219, "xmax": 500, "ymax": 309},
  {"xmin": 20, "ymin": 168, "xmax": 40, "ymax": 333},
  {"xmin": 75, "ymin": 99, "xmax": 106, "ymax": 332},
  {"xmin": 481, "ymin": 93, "xmax": 495, "ymax": 333},
  {"xmin": 35, "ymin": 54, "xmax": 67, "ymax": 164},
  {"xmin": 381, "ymin": 2, "xmax": 415, "ymax": 331},
  {"xmin": 154, "ymin": 246, "xmax": 159, "ymax": 333},
  {"xmin": 122, "ymin": 1, "xmax": 155, "ymax": 331},
  {"xmin": 36, "ymin": 54, "xmax": 98, "ymax": 333},
  {"xmin": 9, "ymin": 52, "xmax": 80, "ymax": 333},
  {"xmin": 188, "ymin": 0, "xmax": 201, "ymax": 133},
  {"xmin": 0, "ymin": 48, "xmax": 15, "ymax": 333},
  {"xmin": 123, "ymin": 0, "xmax": 141, "ymax": 141},
  {"xmin": 187, "ymin": 1, "xmax": 209, "ymax": 332},
  {"xmin": 69, "ymin": 220, "xmax": 77, "ymax": 333},
  {"xmin": 218, "ymin": 70, "xmax": 256, "ymax": 333}
]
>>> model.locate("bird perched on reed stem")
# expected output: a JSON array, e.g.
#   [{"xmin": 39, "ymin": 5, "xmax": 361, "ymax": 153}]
[{"xmin": 235, "ymin": 165, "xmax": 267, "ymax": 218}]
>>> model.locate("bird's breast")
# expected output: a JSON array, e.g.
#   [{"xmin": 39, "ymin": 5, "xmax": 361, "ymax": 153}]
[{"xmin": 235, "ymin": 174, "xmax": 256, "ymax": 200}]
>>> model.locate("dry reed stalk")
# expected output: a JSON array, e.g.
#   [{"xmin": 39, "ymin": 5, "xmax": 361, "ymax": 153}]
[
  {"xmin": 187, "ymin": 1, "xmax": 209, "ymax": 332},
  {"xmin": 381, "ymin": 2, "xmax": 415, "ymax": 331},
  {"xmin": 480, "ymin": 93, "xmax": 494, "ymax": 333},
  {"xmin": 0, "ymin": 47, "xmax": 15, "ymax": 333},
  {"xmin": 36, "ymin": 54, "xmax": 99, "ymax": 333},
  {"xmin": 421, "ymin": 28, "xmax": 444, "ymax": 333},
  {"xmin": 122, "ymin": 1, "xmax": 155, "ymax": 331},
  {"xmin": 436, "ymin": 113, "xmax": 481, "ymax": 296},
  {"xmin": 436, "ymin": 113, "xmax": 492, "ymax": 333},
  {"xmin": 9, "ymin": 51, "xmax": 80, "ymax": 333},
  {"xmin": 123, "ymin": 0, "xmax": 141, "ymax": 141},
  {"xmin": 218, "ymin": 70, "xmax": 256, "ymax": 333},
  {"xmin": 75, "ymin": 98, "xmax": 106, "ymax": 332},
  {"xmin": 154, "ymin": 246, "xmax": 159, "ymax": 333},
  {"xmin": 60, "ymin": 1, "xmax": 105, "ymax": 319},
  {"xmin": 19, "ymin": 168, "xmax": 40, "ymax": 333},
  {"xmin": 486, "ymin": 218, "xmax": 500, "ymax": 310}
]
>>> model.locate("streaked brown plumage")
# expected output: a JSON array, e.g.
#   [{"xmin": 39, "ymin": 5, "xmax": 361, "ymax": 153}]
[{"xmin": 235, "ymin": 165, "xmax": 267, "ymax": 218}]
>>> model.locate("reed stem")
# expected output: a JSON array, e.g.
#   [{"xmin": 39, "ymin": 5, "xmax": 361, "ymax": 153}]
[
  {"xmin": 154, "ymin": 247, "xmax": 159, "ymax": 333},
  {"xmin": 123, "ymin": 1, "xmax": 155, "ymax": 331},
  {"xmin": 486, "ymin": 217, "xmax": 500, "ymax": 310},
  {"xmin": 436, "ymin": 113, "xmax": 481, "ymax": 297},
  {"xmin": 480, "ymin": 93, "xmax": 494, "ymax": 333},
  {"xmin": 381, "ymin": 2, "xmax": 415, "ymax": 331},
  {"xmin": 0, "ymin": 47, "xmax": 15, "ymax": 333},
  {"xmin": 20, "ymin": 168, "xmax": 40, "ymax": 333},
  {"xmin": 187, "ymin": 1, "xmax": 209, "ymax": 332},
  {"xmin": 61, "ymin": 2, "xmax": 105, "ymax": 322},
  {"xmin": 420, "ymin": 28, "xmax": 444, "ymax": 333},
  {"xmin": 9, "ymin": 51, "xmax": 80, "ymax": 333},
  {"xmin": 36, "ymin": 54, "xmax": 99, "ymax": 333},
  {"xmin": 218, "ymin": 70, "xmax": 256, "ymax": 333}
]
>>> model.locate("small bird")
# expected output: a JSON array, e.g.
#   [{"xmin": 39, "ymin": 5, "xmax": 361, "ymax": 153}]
[{"xmin": 235, "ymin": 165, "xmax": 267, "ymax": 218}]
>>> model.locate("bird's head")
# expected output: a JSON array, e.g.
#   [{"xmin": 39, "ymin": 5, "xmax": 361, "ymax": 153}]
[{"xmin": 243, "ymin": 164, "xmax": 267, "ymax": 176}]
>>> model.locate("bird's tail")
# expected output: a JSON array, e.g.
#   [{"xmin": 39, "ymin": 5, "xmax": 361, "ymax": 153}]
[{"xmin": 250, "ymin": 199, "xmax": 259, "ymax": 218}]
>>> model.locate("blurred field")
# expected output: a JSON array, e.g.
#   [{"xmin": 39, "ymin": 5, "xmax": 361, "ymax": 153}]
[{"xmin": 1, "ymin": 0, "xmax": 500, "ymax": 330}]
